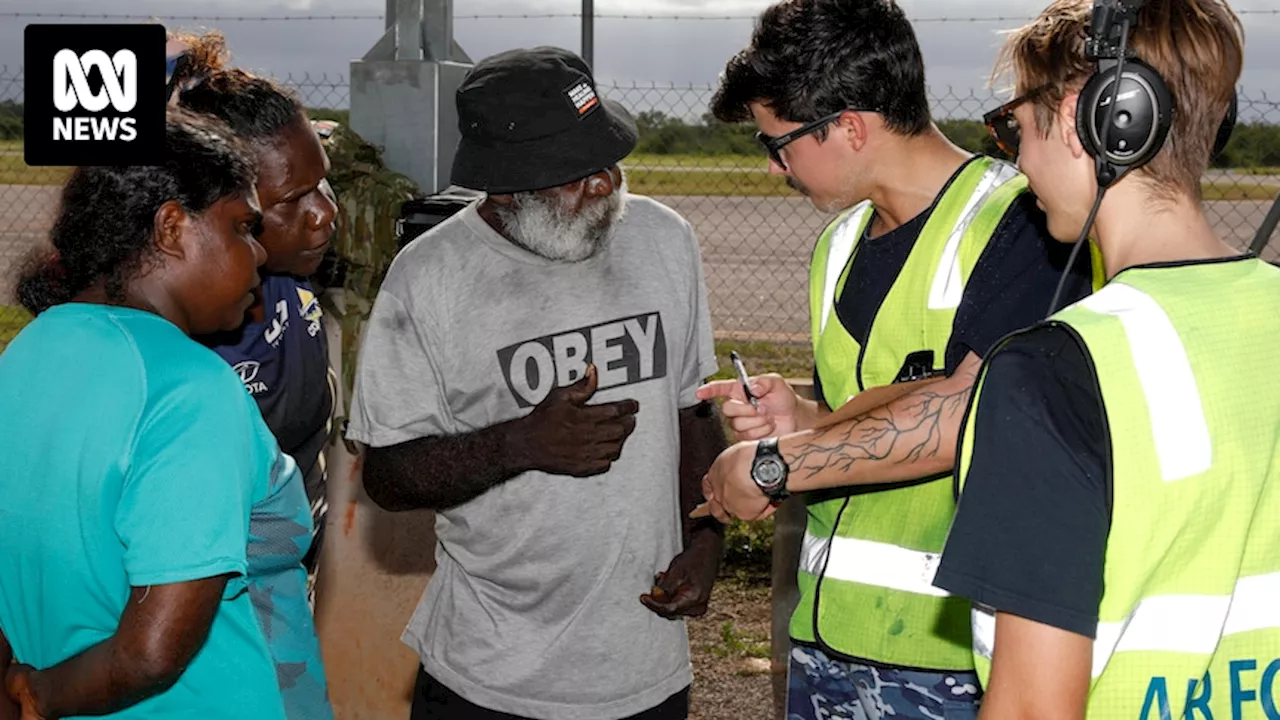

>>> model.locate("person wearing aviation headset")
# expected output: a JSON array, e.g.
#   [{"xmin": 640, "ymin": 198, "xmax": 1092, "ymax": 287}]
[{"xmin": 933, "ymin": 1, "xmax": 1280, "ymax": 718}]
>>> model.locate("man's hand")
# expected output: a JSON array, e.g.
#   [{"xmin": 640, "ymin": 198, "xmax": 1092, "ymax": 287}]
[
  {"xmin": 4, "ymin": 665, "xmax": 44, "ymax": 720},
  {"xmin": 696, "ymin": 373, "xmax": 802, "ymax": 440},
  {"xmin": 700, "ymin": 441, "xmax": 777, "ymax": 524},
  {"xmin": 514, "ymin": 364, "xmax": 640, "ymax": 477},
  {"xmin": 640, "ymin": 532, "xmax": 721, "ymax": 618}
]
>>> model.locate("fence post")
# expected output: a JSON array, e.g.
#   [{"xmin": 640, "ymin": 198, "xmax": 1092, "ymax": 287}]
[
  {"xmin": 581, "ymin": 0, "xmax": 594, "ymax": 68},
  {"xmin": 770, "ymin": 379, "xmax": 813, "ymax": 719},
  {"xmin": 1250, "ymin": 192, "xmax": 1280, "ymax": 256}
]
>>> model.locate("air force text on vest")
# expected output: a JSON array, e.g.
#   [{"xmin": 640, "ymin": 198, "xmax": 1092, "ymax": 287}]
[
  {"xmin": 52, "ymin": 49, "xmax": 138, "ymax": 141},
  {"xmin": 1139, "ymin": 658, "xmax": 1280, "ymax": 719},
  {"xmin": 498, "ymin": 313, "xmax": 668, "ymax": 408}
]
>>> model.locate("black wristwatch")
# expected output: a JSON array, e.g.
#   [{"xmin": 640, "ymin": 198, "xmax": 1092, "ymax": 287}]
[{"xmin": 751, "ymin": 437, "xmax": 791, "ymax": 502}]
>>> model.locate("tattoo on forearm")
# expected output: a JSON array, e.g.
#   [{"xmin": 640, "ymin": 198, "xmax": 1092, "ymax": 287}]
[{"xmin": 783, "ymin": 377, "xmax": 975, "ymax": 480}]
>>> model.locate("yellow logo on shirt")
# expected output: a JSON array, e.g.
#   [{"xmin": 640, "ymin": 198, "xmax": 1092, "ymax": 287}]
[{"xmin": 297, "ymin": 287, "xmax": 323, "ymax": 338}]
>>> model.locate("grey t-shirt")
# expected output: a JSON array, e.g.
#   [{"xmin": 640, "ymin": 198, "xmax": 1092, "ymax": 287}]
[{"xmin": 345, "ymin": 195, "xmax": 718, "ymax": 719}]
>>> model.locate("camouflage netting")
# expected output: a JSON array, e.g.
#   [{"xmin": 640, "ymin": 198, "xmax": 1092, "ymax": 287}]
[{"xmin": 311, "ymin": 119, "xmax": 420, "ymax": 417}]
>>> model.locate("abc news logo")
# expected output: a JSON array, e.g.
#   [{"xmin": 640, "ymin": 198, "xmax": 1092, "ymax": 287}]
[
  {"xmin": 53, "ymin": 49, "xmax": 139, "ymax": 142},
  {"xmin": 25, "ymin": 24, "xmax": 166, "ymax": 166}
]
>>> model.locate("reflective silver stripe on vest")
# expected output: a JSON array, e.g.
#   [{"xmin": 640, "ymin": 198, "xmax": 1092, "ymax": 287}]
[
  {"xmin": 818, "ymin": 203, "xmax": 872, "ymax": 335},
  {"xmin": 1078, "ymin": 282, "xmax": 1213, "ymax": 482},
  {"xmin": 817, "ymin": 161, "xmax": 1023, "ymax": 333},
  {"xmin": 971, "ymin": 572, "xmax": 1280, "ymax": 678},
  {"xmin": 798, "ymin": 530, "xmax": 950, "ymax": 598},
  {"xmin": 926, "ymin": 161, "xmax": 1023, "ymax": 310}
]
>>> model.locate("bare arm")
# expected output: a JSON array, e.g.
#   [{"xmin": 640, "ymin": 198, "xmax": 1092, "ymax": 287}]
[
  {"xmin": 779, "ymin": 352, "xmax": 981, "ymax": 492},
  {"xmin": 362, "ymin": 418, "xmax": 533, "ymax": 512},
  {"xmin": 19, "ymin": 576, "xmax": 230, "ymax": 718},
  {"xmin": 639, "ymin": 401, "xmax": 729, "ymax": 618},
  {"xmin": 979, "ymin": 612, "xmax": 1092, "ymax": 720},
  {"xmin": 785, "ymin": 393, "xmax": 829, "ymax": 432},
  {"xmin": 1, "ymin": 625, "xmax": 17, "ymax": 720},
  {"xmin": 678, "ymin": 401, "xmax": 729, "ymax": 546}
]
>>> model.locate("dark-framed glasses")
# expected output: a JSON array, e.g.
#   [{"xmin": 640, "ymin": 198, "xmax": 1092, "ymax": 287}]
[
  {"xmin": 983, "ymin": 86, "xmax": 1049, "ymax": 159},
  {"xmin": 755, "ymin": 108, "xmax": 872, "ymax": 171}
]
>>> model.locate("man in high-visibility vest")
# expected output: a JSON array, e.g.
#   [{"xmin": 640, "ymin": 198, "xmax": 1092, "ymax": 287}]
[
  {"xmin": 695, "ymin": 0, "xmax": 1097, "ymax": 716},
  {"xmin": 932, "ymin": 1, "xmax": 1280, "ymax": 718}
]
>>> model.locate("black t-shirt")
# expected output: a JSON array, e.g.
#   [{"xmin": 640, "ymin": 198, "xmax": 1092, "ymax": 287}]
[
  {"xmin": 813, "ymin": 161, "xmax": 1094, "ymax": 401},
  {"xmin": 933, "ymin": 324, "xmax": 1111, "ymax": 638}
]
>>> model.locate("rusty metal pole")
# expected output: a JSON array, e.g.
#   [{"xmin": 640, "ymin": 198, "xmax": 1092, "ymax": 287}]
[{"xmin": 770, "ymin": 497, "xmax": 805, "ymax": 718}]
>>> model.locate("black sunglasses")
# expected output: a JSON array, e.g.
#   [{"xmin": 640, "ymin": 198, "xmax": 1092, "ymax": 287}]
[
  {"xmin": 755, "ymin": 108, "xmax": 872, "ymax": 171},
  {"xmin": 983, "ymin": 86, "xmax": 1050, "ymax": 159}
]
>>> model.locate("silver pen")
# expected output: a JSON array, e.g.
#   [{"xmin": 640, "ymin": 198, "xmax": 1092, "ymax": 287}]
[{"xmin": 730, "ymin": 350, "xmax": 759, "ymax": 410}]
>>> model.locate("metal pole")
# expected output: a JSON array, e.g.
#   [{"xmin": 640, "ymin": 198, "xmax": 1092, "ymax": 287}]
[
  {"xmin": 582, "ymin": 0, "xmax": 594, "ymax": 68},
  {"xmin": 769, "ymin": 379, "xmax": 814, "ymax": 719},
  {"xmin": 1249, "ymin": 193, "xmax": 1280, "ymax": 257}
]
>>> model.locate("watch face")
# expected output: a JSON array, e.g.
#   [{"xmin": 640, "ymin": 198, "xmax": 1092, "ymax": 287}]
[{"xmin": 756, "ymin": 458, "xmax": 784, "ymax": 485}]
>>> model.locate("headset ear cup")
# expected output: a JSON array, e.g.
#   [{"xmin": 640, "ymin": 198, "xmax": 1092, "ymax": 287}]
[
  {"xmin": 1127, "ymin": 60, "xmax": 1174, "ymax": 169},
  {"xmin": 1076, "ymin": 59, "xmax": 1173, "ymax": 177},
  {"xmin": 1076, "ymin": 71, "xmax": 1107, "ymax": 161}
]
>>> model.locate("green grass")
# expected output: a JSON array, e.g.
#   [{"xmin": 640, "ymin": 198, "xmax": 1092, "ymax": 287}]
[
  {"xmin": 624, "ymin": 152, "xmax": 763, "ymax": 169},
  {"xmin": 0, "ymin": 307, "xmax": 32, "ymax": 349},
  {"xmin": 1, "ymin": 143, "xmax": 1274, "ymax": 200},
  {"xmin": 1201, "ymin": 182, "xmax": 1278, "ymax": 201},
  {"xmin": 0, "ymin": 154, "xmax": 73, "ymax": 186},
  {"xmin": 627, "ymin": 167, "xmax": 792, "ymax": 197},
  {"xmin": 626, "ymin": 165, "xmax": 1278, "ymax": 200},
  {"xmin": 711, "ymin": 340, "xmax": 813, "ymax": 382},
  {"xmin": 710, "ymin": 620, "xmax": 771, "ymax": 660}
]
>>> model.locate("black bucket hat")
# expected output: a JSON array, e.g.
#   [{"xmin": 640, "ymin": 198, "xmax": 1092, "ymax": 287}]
[{"xmin": 450, "ymin": 46, "xmax": 638, "ymax": 194}]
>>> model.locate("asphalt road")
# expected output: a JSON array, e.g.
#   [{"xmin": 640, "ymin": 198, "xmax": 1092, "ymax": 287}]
[{"xmin": 2, "ymin": 184, "xmax": 1277, "ymax": 341}]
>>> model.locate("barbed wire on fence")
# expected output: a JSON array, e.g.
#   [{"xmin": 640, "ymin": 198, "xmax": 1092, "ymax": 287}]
[{"xmin": 3, "ymin": 9, "xmax": 1278, "ymax": 21}]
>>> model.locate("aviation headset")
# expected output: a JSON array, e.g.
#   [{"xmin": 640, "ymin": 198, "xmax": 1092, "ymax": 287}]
[{"xmin": 1046, "ymin": 0, "xmax": 1239, "ymax": 315}]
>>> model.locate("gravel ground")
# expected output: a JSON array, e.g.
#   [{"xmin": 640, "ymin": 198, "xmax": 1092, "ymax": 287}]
[{"xmin": 688, "ymin": 577, "xmax": 778, "ymax": 720}]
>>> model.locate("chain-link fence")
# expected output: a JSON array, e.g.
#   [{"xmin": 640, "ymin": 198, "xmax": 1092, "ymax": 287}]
[
  {"xmin": 600, "ymin": 82, "xmax": 1280, "ymax": 340},
  {"xmin": 0, "ymin": 70, "xmax": 352, "ymax": 346},
  {"xmin": 2, "ymin": 69, "xmax": 1278, "ymax": 346}
]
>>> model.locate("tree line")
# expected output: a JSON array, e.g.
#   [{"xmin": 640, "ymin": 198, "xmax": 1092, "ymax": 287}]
[
  {"xmin": 633, "ymin": 109, "xmax": 1280, "ymax": 170},
  {"xmin": 4, "ymin": 102, "xmax": 1278, "ymax": 169}
]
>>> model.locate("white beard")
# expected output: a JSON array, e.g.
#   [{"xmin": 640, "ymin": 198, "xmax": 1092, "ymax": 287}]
[{"xmin": 494, "ymin": 173, "xmax": 629, "ymax": 262}]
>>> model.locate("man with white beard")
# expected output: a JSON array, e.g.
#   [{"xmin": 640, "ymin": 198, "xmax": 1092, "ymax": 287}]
[{"xmin": 345, "ymin": 46, "xmax": 727, "ymax": 720}]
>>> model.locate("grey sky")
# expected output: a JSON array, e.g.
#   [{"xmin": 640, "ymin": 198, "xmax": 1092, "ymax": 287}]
[{"xmin": 3, "ymin": 0, "xmax": 1278, "ymax": 120}]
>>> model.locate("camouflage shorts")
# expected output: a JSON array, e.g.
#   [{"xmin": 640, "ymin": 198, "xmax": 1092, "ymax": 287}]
[{"xmin": 787, "ymin": 645, "xmax": 981, "ymax": 720}]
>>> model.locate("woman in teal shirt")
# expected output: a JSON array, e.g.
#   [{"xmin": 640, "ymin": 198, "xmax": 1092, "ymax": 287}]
[{"xmin": 0, "ymin": 109, "xmax": 293, "ymax": 719}]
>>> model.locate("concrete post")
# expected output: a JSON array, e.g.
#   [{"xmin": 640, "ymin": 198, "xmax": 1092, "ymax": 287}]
[{"xmin": 348, "ymin": 0, "xmax": 472, "ymax": 195}]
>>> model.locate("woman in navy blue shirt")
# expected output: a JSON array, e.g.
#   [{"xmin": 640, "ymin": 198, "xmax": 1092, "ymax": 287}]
[{"xmin": 168, "ymin": 33, "xmax": 339, "ymax": 602}]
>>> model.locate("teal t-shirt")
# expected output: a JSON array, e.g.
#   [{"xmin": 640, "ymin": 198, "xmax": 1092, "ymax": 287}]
[{"xmin": 0, "ymin": 304, "xmax": 287, "ymax": 719}]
